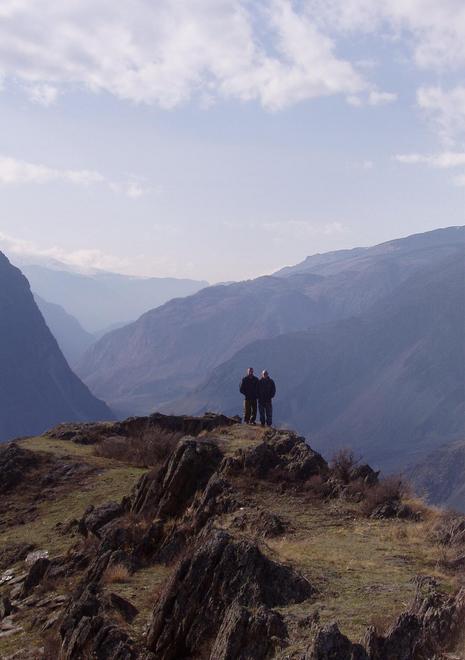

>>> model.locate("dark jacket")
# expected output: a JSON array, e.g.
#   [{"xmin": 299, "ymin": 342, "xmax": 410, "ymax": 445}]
[
  {"xmin": 258, "ymin": 377, "xmax": 276, "ymax": 402},
  {"xmin": 240, "ymin": 375, "xmax": 259, "ymax": 400}
]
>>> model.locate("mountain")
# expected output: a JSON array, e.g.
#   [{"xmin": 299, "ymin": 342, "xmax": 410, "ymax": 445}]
[
  {"xmin": 1, "ymin": 416, "xmax": 464, "ymax": 657},
  {"xmin": 177, "ymin": 253, "xmax": 465, "ymax": 471},
  {"xmin": 34, "ymin": 295, "xmax": 95, "ymax": 365},
  {"xmin": 21, "ymin": 264, "xmax": 209, "ymax": 332},
  {"xmin": 409, "ymin": 439, "xmax": 465, "ymax": 512},
  {"xmin": 0, "ymin": 253, "xmax": 113, "ymax": 442},
  {"xmin": 76, "ymin": 226, "xmax": 464, "ymax": 418}
]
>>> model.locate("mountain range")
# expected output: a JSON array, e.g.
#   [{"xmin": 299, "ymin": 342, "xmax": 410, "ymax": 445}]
[
  {"xmin": 179, "ymin": 252, "xmax": 464, "ymax": 470},
  {"xmin": 0, "ymin": 252, "xmax": 113, "ymax": 442},
  {"xmin": 21, "ymin": 263, "xmax": 209, "ymax": 333},
  {"xmin": 77, "ymin": 226, "xmax": 464, "ymax": 467}
]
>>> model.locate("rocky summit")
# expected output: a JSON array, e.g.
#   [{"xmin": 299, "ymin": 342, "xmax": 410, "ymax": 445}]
[{"xmin": 0, "ymin": 413, "xmax": 464, "ymax": 659}]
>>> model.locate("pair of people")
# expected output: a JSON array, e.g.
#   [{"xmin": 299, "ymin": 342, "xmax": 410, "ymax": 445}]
[{"xmin": 240, "ymin": 367, "xmax": 276, "ymax": 427}]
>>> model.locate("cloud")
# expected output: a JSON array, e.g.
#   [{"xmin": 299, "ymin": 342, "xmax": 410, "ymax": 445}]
[
  {"xmin": 26, "ymin": 83, "xmax": 59, "ymax": 106},
  {"xmin": 0, "ymin": 155, "xmax": 151, "ymax": 197},
  {"xmin": 0, "ymin": 0, "xmax": 387, "ymax": 111},
  {"xmin": 394, "ymin": 150, "xmax": 465, "ymax": 187},
  {"xmin": 261, "ymin": 220, "xmax": 347, "ymax": 240},
  {"xmin": 417, "ymin": 86, "xmax": 465, "ymax": 146},
  {"xmin": 395, "ymin": 152, "xmax": 465, "ymax": 168},
  {"xmin": 0, "ymin": 231, "xmax": 130, "ymax": 272}
]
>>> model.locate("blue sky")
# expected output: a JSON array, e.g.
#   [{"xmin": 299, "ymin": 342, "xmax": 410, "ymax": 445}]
[{"xmin": 0, "ymin": 0, "xmax": 464, "ymax": 282}]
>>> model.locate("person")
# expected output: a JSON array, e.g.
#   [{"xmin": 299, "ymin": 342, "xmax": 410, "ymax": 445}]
[
  {"xmin": 239, "ymin": 367, "xmax": 259, "ymax": 424},
  {"xmin": 258, "ymin": 370, "xmax": 276, "ymax": 427}
]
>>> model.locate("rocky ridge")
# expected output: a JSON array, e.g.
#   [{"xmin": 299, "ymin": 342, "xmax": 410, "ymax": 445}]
[{"xmin": 0, "ymin": 414, "xmax": 464, "ymax": 658}]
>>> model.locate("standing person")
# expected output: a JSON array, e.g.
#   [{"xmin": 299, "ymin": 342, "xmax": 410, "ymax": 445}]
[
  {"xmin": 258, "ymin": 370, "xmax": 276, "ymax": 427},
  {"xmin": 239, "ymin": 367, "xmax": 259, "ymax": 424}
]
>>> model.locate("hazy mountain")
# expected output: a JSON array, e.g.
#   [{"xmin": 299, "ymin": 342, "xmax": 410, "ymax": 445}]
[
  {"xmin": 77, "ymin": 227, "xmax": 464, "ymax": 418},
  {"xmin": 21, "ymin": 264, "xmax": 209, "ymax": 332},
  {"xmin": 34, "ymin": 295, "xmax": 95, "ymax": 365},
  {"xmin": 409, "ymin": 439, "xmax": 465, "ymax": 512},
  {"xmin": 177, "ymin": 254, "xmax": 465, "ymax": 471},
  {"xmin": 0, "ymin": 253, "xmax": 113, "ymax": 442}
]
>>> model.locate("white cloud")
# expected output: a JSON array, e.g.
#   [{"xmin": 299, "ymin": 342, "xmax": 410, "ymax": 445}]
[
  {"xmin": 417, "ymin": 86, "xmax": 465, "ymax": 146},
  {"xmin": 0, "ymin": 155, "xmax": 151, "ymax": 197},
  {"xmin": 26, "ymin": 83, "xmax": 59, "ymax": 106},
  {"xmin": 261, "ymin": 220, "xmax": 347, "ymax": 239},
  {"xmin": 395, "ymin": 152, "xmax": 465, "ymax": 168},
  {"xmin": 0, "ymin": 0, "xmax": 380, "ymax": 111},
  {"xmin": 368, "ymin": 90, "xmax": 397, "ymax": 106},
  {"xmin": 0, "ymin": 231, "xmax": 130, "ymax": 272}
]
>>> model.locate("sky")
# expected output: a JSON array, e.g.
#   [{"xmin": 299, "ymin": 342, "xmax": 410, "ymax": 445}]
[{"xmin": 0, "ymin": 0, "xmax": 464, "ymax": 282}]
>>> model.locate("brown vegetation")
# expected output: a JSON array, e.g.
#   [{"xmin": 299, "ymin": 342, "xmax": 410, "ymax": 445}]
[{"xmin": 94, "ymin": 426, "xmax": 183, "ymax": 467}]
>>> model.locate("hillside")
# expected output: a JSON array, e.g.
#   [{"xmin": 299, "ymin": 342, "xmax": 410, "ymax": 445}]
[
  {"xmin": 76, "ymin": 227, "xmax": 464, "ymax": 417},
  {"xmin": 21, "ymin": 263, "xmax": 209, "ymax": 333},
  {"xmin": 34, "ymin": 295, "xmax": 95, "ymax": 366},
  {"xmin": 0, "ymin": 415, "xmax": 463, "ymax": 658},
  {"xmin": 0, "ymin": 253, "xmax": 113, "ymax": 443},
  {"xmin": 409, "ymin": 439, "xmax": 465, "ymax": 513},
  {"xmin": 177, "ymin": 254, "xmax": 465, "ymax": 471}
]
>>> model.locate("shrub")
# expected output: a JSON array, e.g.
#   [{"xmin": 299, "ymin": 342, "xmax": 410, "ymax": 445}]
[
  {"xmin": 360, "ymin": 475, "xmax": 410, "ymax": 517},
  {"xmin": 329, "ymin": 448, "xmax": 359, "ymax": 484},
  {"xmin": 103, "ymin": 563, "xmax": 130, "ymax": 584},
  {"xmin": 94, "ymin": 426, "xmax": 183, "ymax": 467}
]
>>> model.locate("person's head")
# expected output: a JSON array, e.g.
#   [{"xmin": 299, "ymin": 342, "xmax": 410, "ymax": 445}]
[
  {"xmin": 247, "ymin": 367, "xmax": 254, "ymax": 377},
  {"xmin": 261, "ymin": 370, "xmax": 269, "ymax": 378}
]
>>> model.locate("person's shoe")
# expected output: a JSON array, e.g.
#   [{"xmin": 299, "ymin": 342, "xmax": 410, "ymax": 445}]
[
  {"xmin": 250, "ymin": 421, "xmax": 256, "ymax": 425},
  {"xmin": 260, "ymin": 422, "xmax": 265, "ymax": 427}
]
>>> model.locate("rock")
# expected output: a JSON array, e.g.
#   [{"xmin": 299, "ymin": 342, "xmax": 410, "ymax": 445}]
[
  {"xmin": 59, "ymin": 583, "xmax": 138, "ymax": 659},
  {"xmin": 0, "ymin": 542, "xmax": 36, "ymax": 570},
  {"xmin": 79, "ymin": 501, "xmax": 123, "ymax": 538},
  {"xmin": 308, "ymin": 622, "xmax": 368, "ymax": 659},
  {"xmin": 147, "ymin": 529, "xmax": 313, "ymax": 659},
  {"xmin": 231, "ymin": 507, "xmax": 286, "ymax": 538},
  {"xmin": 223, "ymin": 430, "xmax": 328, "ymax": 483},
  {"xmin": 107, "ymin": 593, "xmax": 139, "ymax": 623},
  {"xmin": 210, "ymin": 602, "xmax": 288, "ymax": 660},
  {"xmin": 0, "ymin": 443, "xmax": 39, "ymax": 493},
  {"xmin": 25, "ymin": 550, "xmax": 49, "ymax": 565},
  {"xmin": 349, "ymin": 464, "xmax": 379, "ymax": 486},
  {"xmin": 19, "ymin": 557, "xmax": 50, "ymax": 598},
  {"xmin": 118, "ymin": 412, "xmax": 238, "ymax": 439},
  {"xmin": 0, "ymin": 596, "xmax": 12, "ymax": 619},
  {"xmin": 131, "ymin": 438, "xmax": 223, "ymax": 518}
]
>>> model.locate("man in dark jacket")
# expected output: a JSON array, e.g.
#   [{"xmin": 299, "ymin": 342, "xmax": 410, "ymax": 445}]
[
  {"xmin": 239, "ymin": 367, "xmax": 259, "ymax": 424},
  {"xmin": 258, "ymin": 370, "xmax": 276, "ymax": 427}
]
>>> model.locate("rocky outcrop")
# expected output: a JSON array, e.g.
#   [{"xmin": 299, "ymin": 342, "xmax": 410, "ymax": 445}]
[
  {"xmin": 222, "ymin": 430, "xmax": 328, "ymax": 482},
  {"xmin": 131, "ymin": 438, "xmax": 223, "ymax": 517},
  {"xmin": 59, "ymin": 583, "xmax": 138, "ymax": 659},
  {"xmin": 147, "ymin": 528, "xmax": 314, "ymax": 659},
  {"xmin": 308, "ymin": 622, "xmax": 368, "ymax": 659},
  {"xmin": 0, "ymin": 443, "xmax": 39, "ymax": 492}
]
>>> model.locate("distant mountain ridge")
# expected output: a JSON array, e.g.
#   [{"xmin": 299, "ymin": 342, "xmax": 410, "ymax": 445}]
[
  {"xmin": 21, "ymin": 263, "xmax": 209, "ymax": 332},
  {"xmin": 0, "ymin": 253, "xmax": 113, "ymax": 442},
  {"xmin": 177, "ymin": 252, "xmax": 464, "ymax": 470},
  {"xmin": 34, "ymin": 295, "xmax": 95, "ymax": 365},
  {"xmin": 409, "ymin": 439, "xmax": 465, "ymax": 512},
  {"xmin": 77, "ymin": 226, "xmax": 464, "ymax": 424}
]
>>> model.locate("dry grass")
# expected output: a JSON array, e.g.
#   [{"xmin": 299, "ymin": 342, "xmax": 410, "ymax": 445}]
[
  {"xmin": 94, "ymin": 427, "xmax": 183, "ymax": 467},
  {"xmin": 330, "ymin": 448, "xmax": 359, "ymax": 484},
  {"xmin": 103, "ymin": 563, "xmax": 131, "ymax": 584},
  {"xmin": 360, "ymin": 475, "xmax": 410, "ymax": 517}
]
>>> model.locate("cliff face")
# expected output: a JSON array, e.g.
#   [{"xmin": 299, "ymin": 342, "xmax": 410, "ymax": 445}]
[{"xmin": 0, "ymin": 252, "xmax": 113, "ymax": 442}]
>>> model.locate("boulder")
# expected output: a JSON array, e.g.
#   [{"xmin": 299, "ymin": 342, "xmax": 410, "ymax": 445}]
[
  {"xmin": 79, "ymin": 502, "xmax": 123, "ymax": 538},
  {"xmin": 131, "ymin": 438, "xmax": 223, "ymax": 518},
  {"xmin": 147, "ymin": 528, "xmax": 314, "ymax": 659},
  {"xmin": 0, "ymin": 443, "xmax": 39, "ymax": 493},
  {"xmin": 308, "ymin": 622, "xmax": 368, "ymax": 659}
]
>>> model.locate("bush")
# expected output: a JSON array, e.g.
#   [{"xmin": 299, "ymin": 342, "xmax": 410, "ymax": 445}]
[
  {"xmin": 360, "ymin": 475, "xmax": 410, "ymax": 517},
  {"xmin": 94, "ymin": 426, "xmax": 183, "ymax": 467},
  {"xmin": 103, "ymin": 563, "xmax": 130, "ymax": 584},
  {"xmin": 330, "ymin": 448, "xmax": 359, "ymax": 484}
]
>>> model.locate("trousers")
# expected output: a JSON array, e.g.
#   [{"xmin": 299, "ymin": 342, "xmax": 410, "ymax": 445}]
[
  {"xmin": 243, "ymin": 399, "xmax": 257, "ymax": 423},
  {"xmin": 259, "ymin": 400, "xmax": 273, "ymax": 426}
]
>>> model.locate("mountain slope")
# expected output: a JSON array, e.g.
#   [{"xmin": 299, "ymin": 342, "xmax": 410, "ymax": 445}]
[
  {"xmin": 409, "ymin": 439, "xmax": 465, "ymax": 512},
  {"xmin": 34, "ymin": 295, "xmax": 95, "ymax": 365},
  {"xmin": 21, "ymin": 264, "xmax": 209, "ymax": 332},
  {"xmin": 177, "ymin": 254, "xmax": 465, "ymax": 470},
  {"xmin": 77, "ymin": 227, "xmax": 464, "ymax": 417},
  {"xmin": 0, "ymin": 253, "xmax": 113, "ymax": 442}
]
